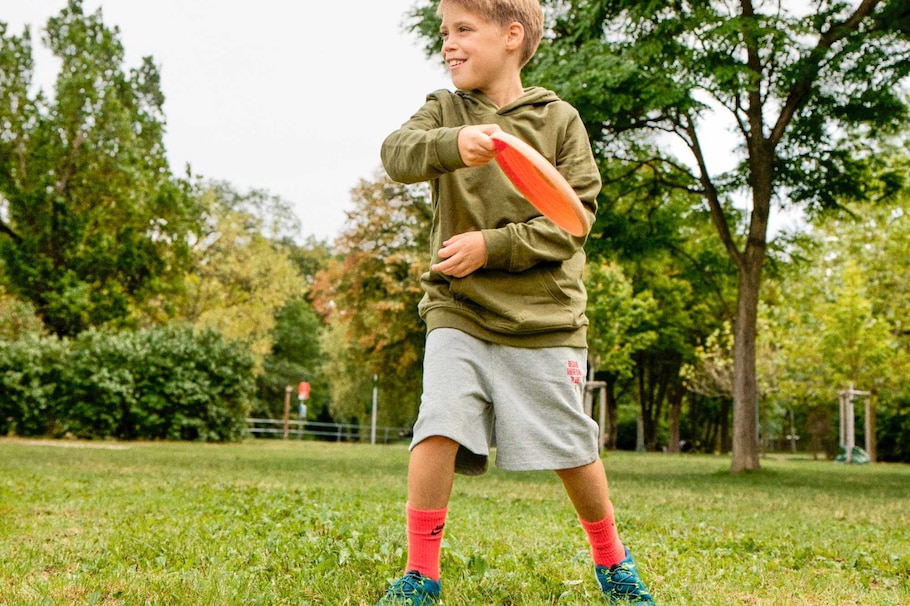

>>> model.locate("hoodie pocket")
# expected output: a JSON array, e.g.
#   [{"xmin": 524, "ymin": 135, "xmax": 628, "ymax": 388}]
[{"xmin": 449, "ymin": 263, "xmax": 583, "ymax": 333}]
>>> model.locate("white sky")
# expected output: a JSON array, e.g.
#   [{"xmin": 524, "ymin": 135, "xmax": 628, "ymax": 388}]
[{"xmin": 0, "ymin": 0, "xmax": 452, "ymax": 242}]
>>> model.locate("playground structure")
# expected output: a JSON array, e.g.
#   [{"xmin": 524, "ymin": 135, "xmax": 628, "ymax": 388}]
[{"xmin": 836, "ymin": 384, "xmax": 875, "ymax": 464}]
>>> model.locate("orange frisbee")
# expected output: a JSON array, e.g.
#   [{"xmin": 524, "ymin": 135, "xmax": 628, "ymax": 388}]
[{"xmin": 490, "ymin": 131, "xmax": 590, "ymax": 237}]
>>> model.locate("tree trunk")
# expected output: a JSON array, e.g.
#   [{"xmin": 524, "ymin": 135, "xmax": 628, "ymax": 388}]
[
  {"xmin": 730, "ymin": 160, "xmax": 772, "ymax": 471},
  {"xmin": 730, "ymin": 255, "xmax": 764, "ymax": 470},
  {"xmin": 666, "ymin": 382, "xmax": 684, "ymax": 454},
  {"xmin": 606, "ymin": 375, "xmax": 619, "ymax": 449},
  {"xmin": 643, "ymin": 368, "xmax": 666, "ymax": 451},
  {"xmin": 635, "ymin": 352, "xmax": 678, "ymax": 451}
]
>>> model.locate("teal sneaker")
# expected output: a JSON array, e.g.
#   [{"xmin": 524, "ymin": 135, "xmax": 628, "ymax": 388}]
[
  {"xmin": 376, "ymin": 570, "xmax": 441, "ymax": 605},
  {"xmin": 595, "ymin": 548, "xmax": 656, "ymax": 605}
]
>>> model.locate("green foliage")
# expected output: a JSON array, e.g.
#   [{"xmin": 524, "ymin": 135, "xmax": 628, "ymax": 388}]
[
  {"xmin": 256, "ymin": 297, "xmax": 330, "ymax": 420},
  {"xmin": 764, "ymin": 197, "xmax": 910, "ymax": 405},
  {"xmin": 585, "ymin": 261, "xmax": 658, "ymax": 378},
  {"xmin": 681, "ymin": 323, "xmax": 735, "ymax": 399},
  {"xmin": 0, "ymin": 325, "xmax": 255, "ymax": 441},
  {"xmin": 312, "ymin": 174, "xmax": 432, "ymax": 426},
  {"xmin": 590, "ymin": 182, "xmax": 736, "ymax": 450},
  {"xmin": 0, "ymin": 289, "xmax": 46, "ymax": 340},
  {"xmin": 527, "ymin": 0, "xmax": 910, "ymax": 210},
  {"xmin": 0, "ymin": 335, "xmax": 67, "ymax": 436},
  {"xmin": 755, "ymin": 190, "xmax": 910, "ymax": 461},
  {"xmin": 0, "ymin": 0, "xmax": 198, "ymax": 336},
  {"xmin": 177, "ymin": 182, "xmax": 307, "ymax": 362}
]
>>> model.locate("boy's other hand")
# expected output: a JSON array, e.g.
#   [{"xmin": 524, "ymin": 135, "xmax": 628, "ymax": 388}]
[
  {"xmin": 432, "ymin": 231, "xmax": 487, "ymax": 278},
  {"xmin": 457, "ymin": 124, "xmax": 501, "ymax": 167}
]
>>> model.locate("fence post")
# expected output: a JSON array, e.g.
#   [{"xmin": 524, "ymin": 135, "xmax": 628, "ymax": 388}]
[
  {"xmin": 371, "ymin": 374, "xmax": 378, "ymax": 445},
  {"xmin": 283, "ymin": 386, "xmax": 292, "ymax": 439}
]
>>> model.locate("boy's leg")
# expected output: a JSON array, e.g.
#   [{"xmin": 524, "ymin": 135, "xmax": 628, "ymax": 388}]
[
  {"xmin": 376, "ymin": 436, "xmax": 458, "ymax": 605},
  {"xmin": 556, "ymin": 459, "xmax": 656, "ymax": 605},
  {"xmin": 408, "ymin": 435, "xmax": 459, "ymax": 510},
  {"xmin": 404, "ymin": 436, "xmax": 459, "ymax": 580},
  {"xmin": 555, "ymin": 458, "xmax": 625, "ymax": 566}
]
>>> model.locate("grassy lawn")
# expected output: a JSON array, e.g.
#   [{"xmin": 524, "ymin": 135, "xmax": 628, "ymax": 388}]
[{"xmin": 0, "ymin": 438, "xmax": 907, "ymax": 605}]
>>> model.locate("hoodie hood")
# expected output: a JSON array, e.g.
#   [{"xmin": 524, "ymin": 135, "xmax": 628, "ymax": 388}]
[{"xmin": 454, "ymin": 86, "xmax": 561, "ymax": 116}]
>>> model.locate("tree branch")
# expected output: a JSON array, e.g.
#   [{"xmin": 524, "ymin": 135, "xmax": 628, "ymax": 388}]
[
  {"xmin": 0, "ymin": 218, "xmax": 22, "ymax": 243},
  {"xmin": 666, "ymin": 241, "xmax": 735, "ymax": 321},
  {"xmin": 682, "ymin": 114, "xmax": 744, "ymax": 269},
  {"xmin": 769, "ymin": 0, "xmax": 883, "ymax": 148}
]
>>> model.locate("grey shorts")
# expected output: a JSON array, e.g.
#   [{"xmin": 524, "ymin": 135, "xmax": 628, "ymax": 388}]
[{"xmin": 410, "ymin": 328, "xmax": 600, "ymax": 475}]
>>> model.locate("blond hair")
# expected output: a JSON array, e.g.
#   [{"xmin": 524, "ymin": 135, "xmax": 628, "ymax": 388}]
[{"xmin": 437, "ymin": 0, "xmax": 544, "ymax": 67}]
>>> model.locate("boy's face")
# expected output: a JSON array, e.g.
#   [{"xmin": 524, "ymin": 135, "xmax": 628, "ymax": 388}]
[{"xmin": 439, "ymin": 4, "xmax": 517, "ymax": 94}]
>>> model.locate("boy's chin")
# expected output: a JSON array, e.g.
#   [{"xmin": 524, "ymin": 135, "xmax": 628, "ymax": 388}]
[{"xmin": 450, "ymin": 72, "xmax": 476, "ymax": 90}]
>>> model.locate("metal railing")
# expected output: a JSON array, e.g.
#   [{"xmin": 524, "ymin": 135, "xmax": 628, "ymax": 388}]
[{"xmin": 245, "ymin": 418, "xmax": 412, "ymax": 444}]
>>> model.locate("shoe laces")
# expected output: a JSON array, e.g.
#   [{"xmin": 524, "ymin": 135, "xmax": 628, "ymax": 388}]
[
  {"xmin": 389, "ymin": 571, "xmax": 433, "ymax": 597},
  {"xmin": 606, "ymin": 561, "xmax": 643, "ymax": 594}
]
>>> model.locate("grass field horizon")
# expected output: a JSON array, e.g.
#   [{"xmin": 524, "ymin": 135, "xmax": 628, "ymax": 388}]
[{"xmin": 1, "ymin": 438, "xmax": 907, "ymax": 605}]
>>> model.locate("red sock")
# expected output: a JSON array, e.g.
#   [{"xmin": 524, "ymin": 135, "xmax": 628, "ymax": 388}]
[
  {"xmin": 580, "ymin": 504, "xmax": 626, "ymax": 568},
  {"xmin": 405, "ymin": 503, "xmax": 447, "ymax": 581}
]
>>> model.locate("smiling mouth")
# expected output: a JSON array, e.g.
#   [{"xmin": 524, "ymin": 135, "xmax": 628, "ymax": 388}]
[{"xmin": 448, "ymin": 59, "xmax": 465, "ymax": 69}]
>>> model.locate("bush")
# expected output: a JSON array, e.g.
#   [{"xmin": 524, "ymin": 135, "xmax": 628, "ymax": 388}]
[
  {"xmin": 0, "ymin": 293, "xmax": 46, "ymax": 340},
  {"xmin": 0, "ymin": 325, "xmax": 255, "ymax": 441},
  {"xmin": 876, "ymin": 399, "xmax": 910, "ymax": 463},
  {"xmin": 0, "ymin": 335, "xmax": 67, "ymax": 436}
]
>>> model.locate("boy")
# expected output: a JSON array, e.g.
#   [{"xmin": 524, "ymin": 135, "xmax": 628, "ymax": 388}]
[{"xmin": 377, "ymin": 0, "xmax": 656, "ymax": 604}]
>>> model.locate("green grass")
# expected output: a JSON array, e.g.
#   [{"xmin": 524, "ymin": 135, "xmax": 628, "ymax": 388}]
[{"xmin": 0, "ymin": 438, "xmax": 908, "ymax": 605}]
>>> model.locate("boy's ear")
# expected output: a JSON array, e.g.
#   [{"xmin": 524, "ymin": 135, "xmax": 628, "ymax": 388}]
[{"xmin": 505, "ymin": 22, "xmax": 525, "ymax": 51}]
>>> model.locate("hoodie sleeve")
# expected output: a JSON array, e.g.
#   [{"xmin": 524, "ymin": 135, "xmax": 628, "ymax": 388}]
[
  {"xmin": 381, "ymin": 93, "xmax": 468, "ymax": 184},
  {"xmin": 482, "ymin": 108, "xmax": 600, "ymax": 272}
]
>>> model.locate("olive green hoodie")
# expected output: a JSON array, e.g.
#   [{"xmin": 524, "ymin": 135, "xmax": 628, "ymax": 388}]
[{"xmin": 381, "ymin": 87, "xmax": 601, "ymax": 348}]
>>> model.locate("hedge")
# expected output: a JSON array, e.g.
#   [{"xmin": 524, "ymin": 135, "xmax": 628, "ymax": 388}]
[{"xmin": 0, "ymin": 325, "xmax": 255, "ymax": 441}]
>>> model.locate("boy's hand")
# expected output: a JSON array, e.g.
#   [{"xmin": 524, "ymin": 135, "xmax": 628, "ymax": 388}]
[
  {"xmin": 457, "ymin": 124, "xmax": 501, "ymax": 167},
  {"xmin": 432, "ymin": 232, "xmax": 487, "ymax": 278}
]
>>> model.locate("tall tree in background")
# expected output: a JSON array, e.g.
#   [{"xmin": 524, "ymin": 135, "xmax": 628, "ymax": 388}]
[
  {"xmin": 0, "ymin": 1, "xmax": 198, "ymax": 336},
  {"xmin": 585, "ymin": 261, "xmax": 658, "ymax": 447},
  {"xmin": 407, "ymin": 0, "xmax": 910, "ymax": 471},
  {"xmin": 597, "ymin": 173, "xmax": 739, "ymax": 451},
  {"xmin": 764, "ymin": 193, "xmax": 910, "ymax": 453},
  {"xmin": 312, "ymin": 174, "xmax": 432, "ymax": 426},
  {"xmin": 255, "ymin": 236, "xmax": 333, "ymax": 419},
  {"xmin": 177, "ymin": 182, "xmax": 306, "ymax": 362}
]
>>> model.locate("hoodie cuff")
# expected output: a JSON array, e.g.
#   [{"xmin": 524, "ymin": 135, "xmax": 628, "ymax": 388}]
[
  {"xmin": 436, "ymin": 127, "xmax": 468, "ymax": 172},
  {"xmin": 481, "ymin": 228, "xmax": 512, "ymax": 270}
]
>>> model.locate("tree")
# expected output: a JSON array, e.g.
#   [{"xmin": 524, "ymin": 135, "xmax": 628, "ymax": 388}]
[
  {"xmin": 585, "ymin": 261, "xmax": 658, "ymax": 447},
  {"xmin": 764, "ymin": 192, "xmax": 910, "ymax": 456},
  {"xmin": 256, "ymin": 297, "xmax": 329, "ymax": 419},
  {"xmin": 0, "ymin": 1, "xmax": 198, "ymax": 336},
  {"xmin": 176, "ymin": 183, "xmax": 307, "ymax": 363},
  {"xmin": 588, "ymin": 162, "xmax": 738, "ymax": 451},
  {"xmin": 408, "ymin": 0, "xmax": 910, "ymax": 471},
  {"xmin": 586, "ymin": 262, "xmax": 658, "ymax": 381},
  {"xmin": 311, "ymin": 173, "xmax": 432, "ymax": 426},
  {"xmin": 255, "ymin": 237, "xmax": 333, "ymax": 419}
]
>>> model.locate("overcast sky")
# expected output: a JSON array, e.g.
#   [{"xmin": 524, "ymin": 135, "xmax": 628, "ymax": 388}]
[{"xmin": 1, "ymin": 0, "xmax": 452, "ymax": 242}]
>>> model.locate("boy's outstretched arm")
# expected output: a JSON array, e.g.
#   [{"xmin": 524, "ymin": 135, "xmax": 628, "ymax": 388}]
[{"xmin": 381, "ymin": 98, "xmax": 465, "ymax": 184}]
